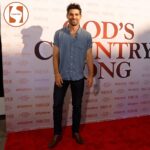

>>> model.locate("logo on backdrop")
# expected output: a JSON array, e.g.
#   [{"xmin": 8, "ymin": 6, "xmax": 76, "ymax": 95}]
[
  {"xmin": 3, "ymin": 2, "xmax": 29, "ymax": 27},
  {"xmin": 34, "ymin": 21, "xmax": 150, "ymax": 79}
]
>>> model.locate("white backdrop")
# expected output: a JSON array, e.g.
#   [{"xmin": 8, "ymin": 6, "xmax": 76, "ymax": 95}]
[{"xmin": 1, "ymin": 0, "xmax": 150, "ymax": 132}]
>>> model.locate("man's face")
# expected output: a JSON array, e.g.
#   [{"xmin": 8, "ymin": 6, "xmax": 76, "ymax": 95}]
[{"xmin": 67, "ymin": 9, "xmax": 81, "ymax": 26}]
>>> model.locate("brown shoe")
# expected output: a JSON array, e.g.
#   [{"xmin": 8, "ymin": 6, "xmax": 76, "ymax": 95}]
[
  {"xmin": 48, "ymin": 135, "xmax": 62, "ymax": 148},
  {"xmin": 72, "ymin": 133, "xmax": 84, "ymax": 144}
]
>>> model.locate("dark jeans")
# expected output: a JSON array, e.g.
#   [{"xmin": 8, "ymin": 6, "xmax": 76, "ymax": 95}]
[{"xmin": 53, "ymin": 78, "xmax": 84, "ymax": 135}]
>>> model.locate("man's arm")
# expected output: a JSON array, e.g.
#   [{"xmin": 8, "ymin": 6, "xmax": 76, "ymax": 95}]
[
  {"xmin": 86, "ymin": 48, "xmax": 93, "ymax": 87},
  {"xmin": 53, "ymin": 45, "xmax": 63, "ymax": 87}
]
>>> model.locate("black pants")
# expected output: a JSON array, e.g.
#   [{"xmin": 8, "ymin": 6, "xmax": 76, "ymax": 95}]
[{"xmin": 53, "ymin": 78, "xmax": 84, "ymax": 135}]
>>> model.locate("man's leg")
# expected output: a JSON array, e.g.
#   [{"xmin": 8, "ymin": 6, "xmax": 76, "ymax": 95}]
[
  {"xmin": 49, "ymin": 81, "xmax": 70, "ymax": 148},
  {"xmin": 71, "ymin": 78, "xmax": 84, "ymax": 134},
  {"xmin": 53, "ymin": 80, "xmax": 69, "ymax": 135}
]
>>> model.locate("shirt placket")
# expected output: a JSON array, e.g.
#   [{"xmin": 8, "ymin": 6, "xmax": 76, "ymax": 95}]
[{"xmin": 70, "ymin": 38, "xmax": 74, "ymax": 80}]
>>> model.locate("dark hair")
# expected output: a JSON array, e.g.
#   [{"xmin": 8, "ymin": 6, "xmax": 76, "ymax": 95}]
[{"xmin": 67, "ymin": 3, "xmax": 82, "ymax": 15}]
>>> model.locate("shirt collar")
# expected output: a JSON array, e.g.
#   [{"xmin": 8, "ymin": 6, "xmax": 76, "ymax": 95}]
[{"xmin": 65, "ymin": 25, "xmax": 81, "ymax": 35}]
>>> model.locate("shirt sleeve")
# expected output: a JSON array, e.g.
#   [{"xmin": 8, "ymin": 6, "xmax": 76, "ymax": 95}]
[
  {"xmin": 53, "ymin": 31, "xmax": 59, "ymax": 47},
  {"xmin": 87, "ymin": 34, "xmax": 92, "ymax": 49}
]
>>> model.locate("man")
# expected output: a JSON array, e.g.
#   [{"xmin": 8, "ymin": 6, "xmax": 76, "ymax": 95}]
[{"xmin": 49, "ymin": 3, "xmax": 93, "ymax": 148}]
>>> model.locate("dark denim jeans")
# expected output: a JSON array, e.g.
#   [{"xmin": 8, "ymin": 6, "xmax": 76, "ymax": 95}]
[{"xmin": 53, "ymin": 78, "xmax": 84, "ymax": 135}]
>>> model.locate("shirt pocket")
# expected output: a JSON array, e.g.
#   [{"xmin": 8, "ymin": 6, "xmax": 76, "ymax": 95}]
[{"xmin": 74, "ymin": 44, "xmax": 86, "ymax": 54}]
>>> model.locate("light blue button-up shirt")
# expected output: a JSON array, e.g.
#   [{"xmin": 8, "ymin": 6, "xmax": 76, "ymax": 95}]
[{"xmin": 53, "ymin": 26, "xmax": 92, "ymax": 81}]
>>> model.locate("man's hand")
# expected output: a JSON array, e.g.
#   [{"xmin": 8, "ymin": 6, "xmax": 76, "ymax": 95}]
[
  {"xmin": 53, "ymin": 45, "xmax": 63, "ymax": 87},
  {"xmin": 87, "ymin": 76, "xmax": 93, "ymax": 88},
  {"xmin": 55, "ymin": 73, "xmax": 63, "ymax": 87}
]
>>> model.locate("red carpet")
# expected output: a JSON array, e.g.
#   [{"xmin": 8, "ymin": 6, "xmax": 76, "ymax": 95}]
[{"xmin": 5, "ymin": 116, "xmax": 150, "ymax": 150}]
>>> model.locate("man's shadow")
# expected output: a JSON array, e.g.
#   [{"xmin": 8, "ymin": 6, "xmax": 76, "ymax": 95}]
[
  {"xmin": 21, "ymin": 25, "xmax": 53, "ymax": 75},
  {"xmin": 80, "ymin": 60, "xmax": 101, "ymax": 131},
  {"xmin": 21, "ymin": 26, "xmax": 43, "ymax": 55},
  {"xmin": 20, "ymin": 26, "xmax": 54, "ymax": 128}
]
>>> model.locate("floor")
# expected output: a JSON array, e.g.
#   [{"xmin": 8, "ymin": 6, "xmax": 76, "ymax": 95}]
[
  {"xmin": 0, "ymin": 119, "xmax": 6, "ymax": 150},
  {"xmin": 4, "ymin": 116, "xmax": 150, "ymax": 150}
]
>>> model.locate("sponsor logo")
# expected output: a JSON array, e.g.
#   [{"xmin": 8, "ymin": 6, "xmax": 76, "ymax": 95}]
[
  {"xmin": 101, "ymin": 90, "xmax": 112, "ymax": 94},
  {"xmin": 86, "ymin": 106, "xmax": 98, "ymax": 110},
  {"xmin": 35, "ymin": 103, "xmax": 50, "ymax": 107},
  {"xmin": 3, "ymin": 61, "xmax": 12, "ymax": 66},
  {"xmin": 115, "ymin": 82, "xmax": 127, "ymax": 86},
  {"xmin": 103, "ymin": 82, "xmax": 111, "ymax": 87},
  {"xmin": 35, "ymin": 111, "xmax": 50, "ymax": 115},
  {"xmin": 16, "ymin": 70, "xmax": 32, "ymax": 74},
  {"xmin": 36, "ymin": 119, "xmax": 50, "ymax": 123},
  {"xmin": 85, "ymin": 99, "xmax": 98, "ymax": 103},
  {"xmin": 17, "ymin": 104, "xmax": 32, "ymax": 108},
  {"xmin": 128, "ymin": 81, "xmax": 139, "ymax": 85},
  {"xmin": 140, "ymin": 101, "xmax": 150, "ymax": 104},
  {"xmin": 5, "ymin": 105, "xmax": 13, "ymax": 110},
  {"xmin": 83, "ymin": 113, "xmax": 98, "ymax": 118},
  {"xmin": 18, "ymin": 96, "xmax": 30, "ymax": 101},
  {"xmin": 141, "ymin": 107, "xmax": 149, "ymax": 112},
  {"xmin": 4, "ymin": 88, "xmax": 11, "ymax": 93},
  {"xmin": 116, "ymin": 89, "xmax": 125, "ymax": 94},
  {"xmin": 16, "ymin": 88, "xmax": 32, "ymax": 92},
  {"xmin": 7, "ymin": 114, "xmax": 14, "ymax": 119},
  {"xmin": 101, "ymin": 97, "xmax": 111, "ymax": 102},
  {"xmin": 19, "ymin": 112, "xmax": 31, "ymax": 118},
  {"xmin": 141, "ymin": 87, "xmax": 150, "ymax": 91},
  {"xmin": 34, "ymin": 69, "xmax": 49, "ymax": 74},
  {"xmin": 4, "ymin": 79, "xmax": 12, "ymax": 84},
  {"xmin": 128, "ymin": 88, "xmax": 139, "ymax": 92},
  {"xmin": 35, "ymin": 87, "xmax": 50, "ymax": 91},
  {"xmin": 128, "ymin": 102, "xmax": 138, "ymax": 106},
  {"xmin": 100, "ymin": 105, "xmax": 112, "ymax": 109},
  {"xmin": 5, "ymin": 97, "xmax": 13, "ymax": 102},
  {"xmin": 101, "ymin": 111, "xmax": 110, "ymax": 117},
  {"xmin": 113, "ymin": 110, "xmax": 125, "ymax": 114},
  {"xmin": 116, "ymin": 103, "xmax": 125, "ymax": 108},
  {"xmin": 17, "ymin": 121, "xmax": 33, "ymax": 125},
  {"xmin": 127, "ymin": 109, "xmax": 138, "ymax": 113},
  {"xmin": 17, "ymin": 60, "xmax": 29, "ymax": 66},
  {"xmin": 34, "ymin": 79, "xmax": 50, "ymax": 82},
  {"xmin": 17, "ymin": 78, "xmax": 29, "ymax": 84},
  {"xmin": 4, "ymin": 2, "xmax": 29, "ymax": 27},
  {"xmin": 128, "ymin": 95, "xmax": 138, "ymax": 99},
  {"xmin": 3, "ymin": 70, "xmax": 10, "ymax": 75},
  {"xmin": 114, "ymin": 96, "xmax": 126, "ymax": 100},
  {"xmin": 35, "ymin": 95, "xmax": 50, "ymax": 99},
  {"xmin": 142, "ymin": 94, "xmax": 150, "ymax": 99}
]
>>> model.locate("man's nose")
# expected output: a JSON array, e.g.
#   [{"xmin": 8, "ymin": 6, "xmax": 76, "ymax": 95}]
[{"xmin": 72, "ymin": 15, "xmax": 76, "ymax": 19}]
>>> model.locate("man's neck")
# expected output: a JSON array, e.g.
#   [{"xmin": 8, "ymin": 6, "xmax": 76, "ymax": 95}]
[{"xmin": 68, "ymin": 24, "xmax": 80, "ymax": 33}]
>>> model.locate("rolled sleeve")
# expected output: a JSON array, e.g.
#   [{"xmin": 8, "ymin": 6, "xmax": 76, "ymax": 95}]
[
  {"xmin": 53, "ymin": 31, "xmax": 59, "ymax": 47},
  {"xmin": 87, "ymin": 34, "xmax": 92, "ymax": 49}
]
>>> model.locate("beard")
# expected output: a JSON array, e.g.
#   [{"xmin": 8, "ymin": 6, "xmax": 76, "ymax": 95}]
[{"xmin": 69, "ymin": 19, "xmax": 79, "ymax": 26}]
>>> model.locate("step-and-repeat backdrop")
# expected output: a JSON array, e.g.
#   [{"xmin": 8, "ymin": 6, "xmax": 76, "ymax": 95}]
[{"xmin": 1, "ymin": 0, "xmax": 150, "ymax": 132}]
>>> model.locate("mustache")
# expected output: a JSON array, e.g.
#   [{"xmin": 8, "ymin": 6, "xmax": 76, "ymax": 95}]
[{"xmin": 70, "ymin": 19, "xmax": 77, "ymax": 21}]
